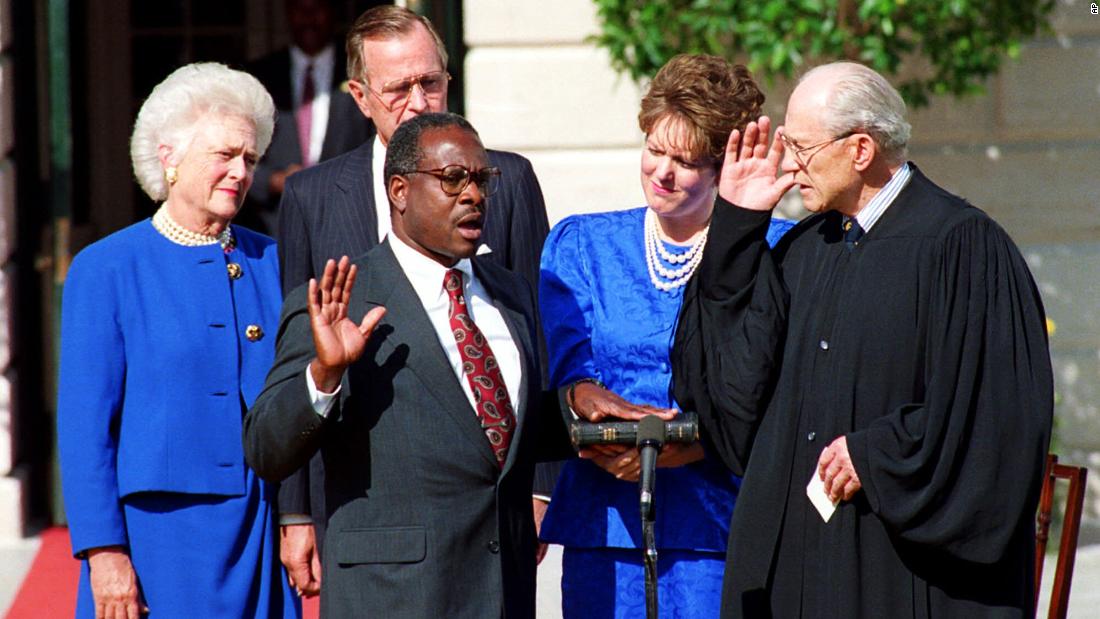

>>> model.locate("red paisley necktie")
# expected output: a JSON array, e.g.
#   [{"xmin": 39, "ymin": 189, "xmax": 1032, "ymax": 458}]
[{"xmin": 443, "ymin": 269, "xmax": 515, "ymax": 467}]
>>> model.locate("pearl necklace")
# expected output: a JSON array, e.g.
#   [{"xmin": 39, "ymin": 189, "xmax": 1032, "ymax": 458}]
[
  {"xmin": 644, "ymin": 208, "xmax": 708, "ymax": 291},
  {"xmin": 152, "ymin": 205, "xmax": 234, "ymax": 250}
]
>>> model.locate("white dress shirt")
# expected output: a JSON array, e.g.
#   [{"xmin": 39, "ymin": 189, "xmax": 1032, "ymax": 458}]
[
  {"xmin": 371, "ymin": 135, "xmax": 392, "ymax": 243},
  {"xmin": 308, "ymin": 234, "xmax": 524, "ymax": 418},
  {"xmin": 289, "ymin": 44, "xmax": 334, "ymax": 166},
  {"xmin": 854, "ymin": 162, "xmax": 912, "ymax": 233}
]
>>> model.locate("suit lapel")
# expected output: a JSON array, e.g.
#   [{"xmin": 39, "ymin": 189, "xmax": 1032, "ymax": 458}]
[
  {"xmin": 334, "ymin": 140, "xmax": 380, "ymax": 250},
  {"xmin": 359, "ymin": 243, "xmax": 498, "ymax": 468}
]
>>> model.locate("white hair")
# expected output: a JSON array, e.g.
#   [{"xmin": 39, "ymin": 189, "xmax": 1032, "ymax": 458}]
[
  {"xmin": 130, "ymin": 62, "xmax": 275, "ymax": 201},
  {"xmin": 800, "ymin": 62, "xmax": 911, "ymax": 164}
]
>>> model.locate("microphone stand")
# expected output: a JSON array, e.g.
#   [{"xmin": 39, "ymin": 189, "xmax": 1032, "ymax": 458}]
[
  {"xmin": 567, "ymin": 412, "xmax": 700, "ymax": 618},
  {"xmin": 636, "ymin": 415, "xmax": 665, "ymax": 619}
]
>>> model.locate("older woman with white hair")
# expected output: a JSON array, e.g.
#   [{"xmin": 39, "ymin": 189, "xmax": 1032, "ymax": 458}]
[{"xmin": 57, "ymin": 63, "xmax": 299, "ymax": 619}]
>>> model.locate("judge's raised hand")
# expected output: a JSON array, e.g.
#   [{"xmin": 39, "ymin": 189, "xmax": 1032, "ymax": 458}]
[
  {"xmin": 308, "ymin": 256, "xmax": 387, "ymax": 392},
  {"xmin": 87, "ymin": 546, "xmax": 148, "ymax": 619},
  {"xmin": 569, "ymin": 381, "xmax": 676, "ymax": 423},
  {"xmin": 718, "ymin": 115, "xmax": 797, "ymax": 211},
  {"xmin": 818, "ymin": 436, "xmax": 862, "ymax": 502}
]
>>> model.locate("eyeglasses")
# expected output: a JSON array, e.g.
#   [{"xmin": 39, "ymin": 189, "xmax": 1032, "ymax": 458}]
[
  {"xmin": 779, "ymin": 131, "xmax": 854, "ymax": 166},
  {"xmin": 404, "ymin": 165, "xmax": 501, "ymax": 197},
  {"xmin": 364, "ymin": 71, "xmax": 450, "ymax": 112}
]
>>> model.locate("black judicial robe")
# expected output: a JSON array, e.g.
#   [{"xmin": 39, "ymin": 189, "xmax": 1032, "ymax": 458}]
[{"xmin": 673, "ymin": 167, "xmax": 1053, "ymax": 618}]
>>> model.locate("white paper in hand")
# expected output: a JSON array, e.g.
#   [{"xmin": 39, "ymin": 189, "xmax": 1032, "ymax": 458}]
[{"xmin": 806, "ymin": 471, "xmax": 839, "ymax": 522}]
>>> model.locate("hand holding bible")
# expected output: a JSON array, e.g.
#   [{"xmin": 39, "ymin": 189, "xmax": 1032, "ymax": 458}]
[{"xmin": 569, "ymin": 381, "xmax": 676, "ymax": 423}]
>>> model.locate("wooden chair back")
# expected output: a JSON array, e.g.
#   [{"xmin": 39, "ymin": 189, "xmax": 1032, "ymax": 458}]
[{"xmin": 1034, "ymin": 453, "xmax": 1088, "ymax": 619}]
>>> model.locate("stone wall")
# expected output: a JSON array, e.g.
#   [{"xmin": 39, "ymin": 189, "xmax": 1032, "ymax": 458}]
[{"xmin": 465, "ymin": 0, "xmax": 1100, "ymax": 538}]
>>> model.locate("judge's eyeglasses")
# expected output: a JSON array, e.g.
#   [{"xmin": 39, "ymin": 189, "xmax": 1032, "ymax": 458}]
[{"xmin": 779, "ymin": 131, "xmax": 854, "ymax": 167}]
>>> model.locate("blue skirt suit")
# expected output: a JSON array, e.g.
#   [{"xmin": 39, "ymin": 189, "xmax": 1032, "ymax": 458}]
[
  {"xmin": 538, "ymin": 208, "xmax": 793, "ymax": 618},
  {"xmin": 57, "ymin": 220, "xmax": 298, "ymax": 618}
]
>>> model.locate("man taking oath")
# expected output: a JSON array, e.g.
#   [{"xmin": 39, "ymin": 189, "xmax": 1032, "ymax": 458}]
[
  {"xmin": 674, "ymin": 62, "xmax": 1053, "ymax": 617},
  {"xmin": 273, "ymin": 6, "xmax": 556, "ymax": 597},
  {"xmin": 245, "ymin": 113, "xmax": 566, "ymax": 618}
]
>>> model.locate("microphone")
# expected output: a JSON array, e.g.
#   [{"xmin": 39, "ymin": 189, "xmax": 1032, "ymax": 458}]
[
  {"xmin": 569, "ymin": 412, "xmax": 699, "ymax": 450},
  {"xmin": 637, "ymin": 415, "xmax": 666, "ymax": 519}
]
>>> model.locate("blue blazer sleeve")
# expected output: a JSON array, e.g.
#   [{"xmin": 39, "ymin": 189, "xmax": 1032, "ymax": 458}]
[
  {"xmin": 57, "ymin": 248, "xmax": 129, "ymax": 556},
  {"xmin": 539, "ymin": 217, "xmax": 598, "ymax": 389}
]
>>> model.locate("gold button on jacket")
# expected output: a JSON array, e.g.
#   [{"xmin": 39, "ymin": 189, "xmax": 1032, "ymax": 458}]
[
  {"xmin": 245, "ymin": 325, "xmax": 264, "ymax": 342},
  {"xmin": 227, "ymin": 263, "xmax": 243, "ymax": 279}
]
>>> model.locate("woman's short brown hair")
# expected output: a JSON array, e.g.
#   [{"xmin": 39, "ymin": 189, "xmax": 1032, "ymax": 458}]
[{"xmin": 638, "ymin": 54, "xmax": 764, "ymax": 166}]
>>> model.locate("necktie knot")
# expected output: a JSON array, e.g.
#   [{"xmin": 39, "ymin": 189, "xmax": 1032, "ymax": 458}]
[
  {"xmin": 842, "ymin": 217, "xmax": 864, "ymax": 249},
  {"xmin": 443, "ymin": 268, "xmax": 464, "ymax": 297}
]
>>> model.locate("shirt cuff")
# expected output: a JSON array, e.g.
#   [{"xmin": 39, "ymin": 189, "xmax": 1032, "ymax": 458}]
[
  {"xmin": 279, "ymin": 513, "xmax": 314, "ymax": 526},
  {"xmin": 305, "ymin": 365, "xmax": 340, "ymax": 418},
  {"xmin": 532, "ymin": 494, "xmax": 551, "ymax": 503}
]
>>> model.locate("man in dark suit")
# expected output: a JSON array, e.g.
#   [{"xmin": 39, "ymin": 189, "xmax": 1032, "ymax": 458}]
[
  {"xmin": 244, "ymin": 0, "xmax": 371, "ymax": 234},
  {"xmin": 273, "ymin": 5, "xmax": 558, "ymax": 597},
  {"xmin": 244, "ymin": 112, "xmax": 565, "ymax": 618}
]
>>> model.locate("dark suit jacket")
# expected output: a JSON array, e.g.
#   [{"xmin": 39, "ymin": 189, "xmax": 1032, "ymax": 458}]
[
  {"xmin": 275, "ymin": 133, "xmax": 559, "ymax": 537},
  {"xmin": 243, "ymin": 242, "xmax": 565, "ymax": 618},
  {"xmin": 243, "ymin": 45, "xmax": 371, "ymax": 233}
]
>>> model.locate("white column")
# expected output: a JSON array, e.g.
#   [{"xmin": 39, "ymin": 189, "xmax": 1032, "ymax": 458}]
[
  {"xmin": 0, "ymin": 0, "xmax": 25, "ymax": 541},
  {"xmin": 464, "ymin": 0, "xmax": 645, "ymax": 225}
]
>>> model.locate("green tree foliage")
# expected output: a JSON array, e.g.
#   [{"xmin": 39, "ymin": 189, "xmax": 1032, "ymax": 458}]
[{"xmin": 591, "ymin": 0, "xmax": 1056, "ymax": 106}]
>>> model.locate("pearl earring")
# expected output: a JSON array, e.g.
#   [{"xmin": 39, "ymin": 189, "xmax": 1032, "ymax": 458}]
[{"xmin": 165, "ymin": 167, "xmax": 178, "ymax": 185}]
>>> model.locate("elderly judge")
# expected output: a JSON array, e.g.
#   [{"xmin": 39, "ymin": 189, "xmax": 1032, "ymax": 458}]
[{"xmin": 674, "ymin": 62, "xmax": 1053, "ymax": 618}]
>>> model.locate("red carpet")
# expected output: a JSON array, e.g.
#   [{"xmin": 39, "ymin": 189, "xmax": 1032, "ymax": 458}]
[
  {"xmin": 5, "ymin": 527, "xmax": 78, "ymax": 618},
  {"xmin": 3, "ymin": 527, "xmax": 320, "ymax": 619}
]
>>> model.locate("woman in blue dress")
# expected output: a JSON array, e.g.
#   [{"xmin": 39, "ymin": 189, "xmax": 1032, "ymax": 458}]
[
  {"xmin": 57, "ymin": 63, "xmax": 298, "ymax": 618},
  {"xmin": 539, "ymin": 54, "xmax": 794, "ymax": 618}
]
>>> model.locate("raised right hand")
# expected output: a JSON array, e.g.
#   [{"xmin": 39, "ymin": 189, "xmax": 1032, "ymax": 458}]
[
  {"xmin": 569, "ymin": 382, "xmax": 676, "ymax": 423},
  {"xmin": 308, "ymin": 256, "xmax": 387, "ymax": 391},
  {"xmin": 87, "ymin": 547, "xmax": 146, "ymax": 619},
  {"xmin": 717, "ymin": 115, "xmax": 797, "ymax": 211},
  {"xmin": 280, "ymin": 524, "xmax": 322, "ymax": 597}
]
